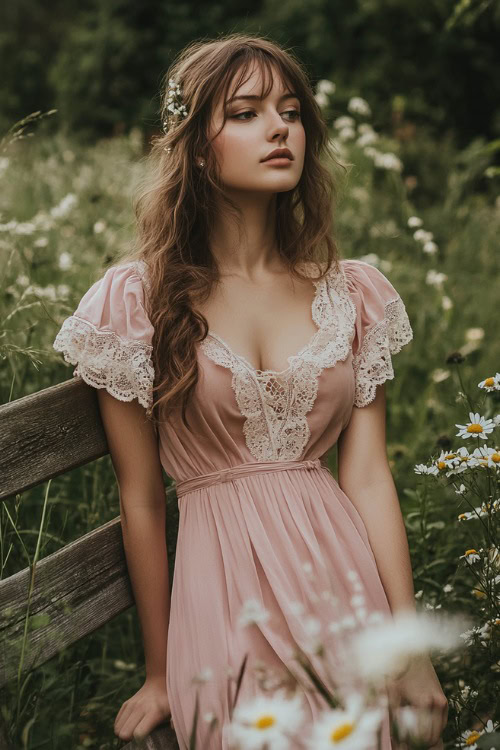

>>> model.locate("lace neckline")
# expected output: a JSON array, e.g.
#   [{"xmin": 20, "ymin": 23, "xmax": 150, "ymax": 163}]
[{"xmin": 205, "ymin": 267, "xmax": 327, "ymax": 377}]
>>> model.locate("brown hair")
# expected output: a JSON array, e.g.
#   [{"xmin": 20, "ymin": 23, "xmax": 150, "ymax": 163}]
[{"xmin": 120, "ymin": 32, "xmax": 345, "ymax": 430}]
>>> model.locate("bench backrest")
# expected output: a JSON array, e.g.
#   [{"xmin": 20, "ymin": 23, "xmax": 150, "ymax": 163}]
[{"xmin": 0, "ymin": 378, "xmax": 179, "ymax": 749}]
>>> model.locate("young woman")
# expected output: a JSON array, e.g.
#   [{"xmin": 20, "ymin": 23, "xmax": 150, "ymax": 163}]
[{"xmin": 53, "ymin": 33, "xmax": 448, "ymax": 750}]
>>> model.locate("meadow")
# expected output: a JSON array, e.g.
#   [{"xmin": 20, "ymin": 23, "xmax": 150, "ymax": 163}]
[{"xmin": 0, "ymin": 91, "xmax": 499, "ymax": 748}]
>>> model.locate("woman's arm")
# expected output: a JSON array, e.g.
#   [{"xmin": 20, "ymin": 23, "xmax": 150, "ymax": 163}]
[
  {"xmin": 337, "ymin": 383, "xmax": 416, "ymax": 614},
  {"xmin": 97, "ymin": 389, "xmax": 170, "ymax": 681},
  {"xmin": 338, "ymin": 384, "xmax": 448, "ymax": 749}
]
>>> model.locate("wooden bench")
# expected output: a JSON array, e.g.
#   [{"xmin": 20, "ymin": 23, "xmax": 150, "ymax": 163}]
[{"xmin": 0, "ymin": 377, "xmax": 180, "ymax": 750}]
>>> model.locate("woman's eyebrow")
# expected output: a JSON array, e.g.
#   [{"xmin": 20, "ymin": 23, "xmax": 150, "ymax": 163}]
[{"xmin": 226, "ymin": 92, "xmax": 299, "ymax": 105}]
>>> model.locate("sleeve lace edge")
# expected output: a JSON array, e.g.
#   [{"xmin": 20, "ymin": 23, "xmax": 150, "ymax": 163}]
[
  {"xmin": 352, "ymin": 295, "xmax": 413, "ymax": 408},
  {"xmin": 53, "ymin": 314, "xmax": 154, "ymax": 410}
]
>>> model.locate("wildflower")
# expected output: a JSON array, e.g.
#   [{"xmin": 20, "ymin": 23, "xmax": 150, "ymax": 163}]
[
  {"xmin": 315, "ymin": 92, "xmax": 329, "ymax": 108},
  {"xmin": 349, "ymin": 611, "xmax": 465, "ymax": 683},
  {"xmin": 224, "ymin": 689, "xmax": 306, "ymax": 750},
  {"xmin": 93, "ymin": 220, "xmax": 106, "ymax": 234},
  {"xmin": 455, "ymin": 727, "xmax": 484, "ymax": 748},
  {"xmin": 238, "ymin": 598, "xmax": 270, "ymax": 628},
  {"xmin": 306, "ymin": 693, "xmax": 382, "ymax": 750},
  {"xmin": 455, "ymin": 484, "xmax": 466, "ymax": 495},
  {"xmin": 373, "ymin": 151, "xmax": 403, "ymax": 172},
  {"xmin": 50, "ymin": 193, "xmax": 77, "ymax": 218},
  {"xmin": 413, "ymin": 229, "xmax": 434, "ymax": 243},
  {"xmin": 414, "ymin": 463, "xmax": 439, "ymax": 475},
  {"xmin": 478, "ymin": 373, "xmax": 500, "ymax": 391},
  {"xmin": 465, "ymin": 328, "xmax": 484, "ymax": 342},
  {"xmin": 334, "ymin": 115, "xmax": 355, "ymax": 130},
  {"xmin": 443, "ymin": 583, "xmax": 454, "ymax": 593},
  {"xmin": 456, "ymin": 412, "xmax": 495, "ymax": 440},
  {"xmin": 407, "ymin": 216, "xmax": 423, "ymax": 228},
  {"xmin": 58, "ymin": 252, "xmax": 73, "ymax": 270},
  {"xmin": 460, "ymin": 549, "xmax": 481, "ymax": 564},
  {"xmin": 470, "ymin": 445, "xmax": 500, "ymax": 469},
  {"xmin": 426, "ymin": 270, "xmax": 448, "ymax": 288},
  {"xmin": 338, "ymin": 127, "xmax": 356, "ymax": 141},
  {"xmin": 356, "ymin": 130, "xmax": 378, "ymax": 147},
  {"xmin": 347, "ymin": 97, "xmax": 371, "ymax": 117},
  {"xmin": 317, "ymin": 79, "xmax": 336, "ymax": 95},
  {"xmin": 442, "ymin": 296, "xmax": 453, "ymax": 310},
  {"xmin": 423, "ymin": 241, "xmax": 438, "ymax": 254}
]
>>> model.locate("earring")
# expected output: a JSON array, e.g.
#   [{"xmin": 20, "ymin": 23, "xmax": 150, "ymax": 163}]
[{"xmin": 197, "ymin": 159, "xmax": 206, "ymax": 168}]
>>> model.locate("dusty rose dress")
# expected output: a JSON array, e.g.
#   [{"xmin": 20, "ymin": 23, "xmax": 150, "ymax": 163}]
[{"xmin": 53, "ymin": 258, "xmax": 413, "ymax": 749}]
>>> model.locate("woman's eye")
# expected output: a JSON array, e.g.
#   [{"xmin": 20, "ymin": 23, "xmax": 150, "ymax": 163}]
[{"xmin": 231, "ymin": 109, "xmax": 301, "ymax": 121}]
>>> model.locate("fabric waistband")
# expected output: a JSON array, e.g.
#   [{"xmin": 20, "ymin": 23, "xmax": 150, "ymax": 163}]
[{"xmin": 175, "ymin": 458, "xmax": 328, "ymax": 498}]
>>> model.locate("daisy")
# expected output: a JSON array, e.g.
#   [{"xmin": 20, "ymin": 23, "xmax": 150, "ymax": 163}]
[
  {"xmin": 478, "ymin": 373, "xmax": 500, "ymax": 392},
  {"xmin": 460, "ymin": 549, "xmax": 482, "ymax": 564},
  {"xmin": 224, "ymin": 689, "xmax": 306, "ymax": 750},
  {"xmin": 305, "ymin": 693, "xmax": 382, "ymax": 750},
  {"xmin": 456, "ymin": 412, "xmax": 495, "ymax": 440}
]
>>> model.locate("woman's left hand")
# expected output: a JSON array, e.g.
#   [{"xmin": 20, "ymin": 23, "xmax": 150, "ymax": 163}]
[{"xmin": 385, "ymin": 655, "xmax": 449, "ymax": 749}]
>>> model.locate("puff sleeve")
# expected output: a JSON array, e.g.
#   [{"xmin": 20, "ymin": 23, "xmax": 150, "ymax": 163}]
[
  {"xmin": 52, "ymin": 261, "xmax": 155, "ymax": 409},
  {"xmin": 342, "ymin": 259, "xmax": 413, "ymax": 408}
]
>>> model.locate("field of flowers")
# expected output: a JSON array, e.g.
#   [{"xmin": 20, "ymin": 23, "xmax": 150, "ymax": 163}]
[{"xmin": 0, "ymin": 90, "xmax": 499, "ymax": 749}]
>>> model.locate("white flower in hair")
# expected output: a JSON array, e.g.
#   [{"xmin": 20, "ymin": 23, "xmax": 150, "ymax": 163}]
[{"xmin": 162, "ymin": 77, "xmax": 188, "ymax": 133}]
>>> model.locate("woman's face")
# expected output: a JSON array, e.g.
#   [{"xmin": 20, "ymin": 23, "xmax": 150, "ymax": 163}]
[{"xmin": 208, "ymin": 64, "xmax": 306, "ymax": 195}]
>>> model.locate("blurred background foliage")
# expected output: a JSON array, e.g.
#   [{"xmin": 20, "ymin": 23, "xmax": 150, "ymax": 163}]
[{"xmin": 1, "ymin": 0, "xmax": 499, "ymax": 146}]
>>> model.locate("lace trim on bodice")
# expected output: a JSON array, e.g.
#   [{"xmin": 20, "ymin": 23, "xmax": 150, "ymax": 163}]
[
  {"xmin": 352, "ymin": 294, "xmax": 413, "ymax": 408},
  {"xmin": 53, "ymin": 261, "xmax": 154, "ymax": 410},
  {"xmin": 200, "ymin": 264, "xmax": 357, "ymax": 461}
]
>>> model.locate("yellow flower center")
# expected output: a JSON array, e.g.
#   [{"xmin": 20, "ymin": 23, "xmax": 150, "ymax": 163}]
[
  {"xmin": 458, "ymin": 513, "xmax": 467, "ymax": 520},
  {"xmin": 467, "ymin": 424, "xmax": 483, "ymax": 434},
  {"xmin": 466, "ymin": 731, "xmax": 481, "ymax": 744},
  {"xmin": 254, "ymin": 715, "xmax": 275, "ymax": 729},
  {"xmin": 465, "ymin": 549, "xmax": 477, "ymax": 556},
  {"xmin": 491, "ymin": 453, "xmax": 500, "ymax": 463},
  {"xmin": 437, "ymin": 461, "xmax": 446, "ymax": 469},
  {"xmin": 445, "ymin": 453, "xmax": 456, "ymax": 459},
  {"xmin": 484, "ymin": 377, "xmax": 495, "ymax": 386},
  {"xmin": 331, "ymin": 722, "xmax": 354, "ymax": 742}
]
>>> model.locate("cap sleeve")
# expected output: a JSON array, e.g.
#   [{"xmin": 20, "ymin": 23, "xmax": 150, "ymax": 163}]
[
  {"xmin": 52, "ymin": 261, "xmax": 155, "ymax": 409},
  {"xmin": 342, "ymin": 259, "xmax": 413, "ymax": 408}
]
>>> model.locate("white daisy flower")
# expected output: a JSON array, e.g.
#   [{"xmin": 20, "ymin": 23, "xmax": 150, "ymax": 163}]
[
  {"xmin": 50, "ymin": 193, "xmax": 78, "ymax": 218},
  {"xmin": 478, "ymin": 373, "xmax": 500, "ymax": 391},
  {"xmin": 459, "ymin": 548, "xmax": 482, "ymax": 564},
  {"xmin": 442, "ymin": 295, "xmax": 453, "ymax": 310},
  {"xmin": 455, "ymin": 727, "xmax": 484, "ymax": 748},
  {"xmin": 414, "ymin": 463, "xmax": 439, "ymax": 475},
  {"xmin": 456, "ymin": 412, "xmax": 495, "ymax": 440},
  {"xmin": 224, "ymin": 689, "xmax": 306, "ymax": 750},
  {"xmin": 305, "ymin": 693, "xmax": 382, "ymax": 750}
]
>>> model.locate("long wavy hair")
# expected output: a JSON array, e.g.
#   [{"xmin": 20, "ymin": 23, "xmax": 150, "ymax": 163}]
[{"xmin": 119, "ymin": 32, "xmax": 345, "ymax": 430}]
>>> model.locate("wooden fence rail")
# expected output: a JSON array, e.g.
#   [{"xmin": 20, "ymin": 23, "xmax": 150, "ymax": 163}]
[{"xmin": 0, "ymin": 378, "xmax": 179, "ymax": 750}]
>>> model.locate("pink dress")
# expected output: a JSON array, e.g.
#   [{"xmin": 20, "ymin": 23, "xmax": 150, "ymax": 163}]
[{"xmin": 53, "ymin": 258, "xmax": 413, "ymax": 750}]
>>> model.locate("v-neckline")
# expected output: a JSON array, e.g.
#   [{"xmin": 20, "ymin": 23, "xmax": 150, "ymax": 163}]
[{"xmin": 204, "ymin": 269, "xmax": 328, "ymax": 378}]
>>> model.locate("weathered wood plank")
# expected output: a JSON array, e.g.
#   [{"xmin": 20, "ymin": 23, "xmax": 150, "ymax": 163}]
[
  {"xmin": 0, "ymin": 377, "xmax": 109, "ymax": 501},
  {"xmin": 0, "ymin": 496, "xmax": 178, "ymax": 688},
  {"xmin": 0, "ymin": 516, "xmax": 132, "ymax": 686}
]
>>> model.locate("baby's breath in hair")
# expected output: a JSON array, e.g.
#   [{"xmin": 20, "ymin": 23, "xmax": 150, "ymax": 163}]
[{"xmin": 162, "ymin": 78, "xmax": 188, "ymax": 134}]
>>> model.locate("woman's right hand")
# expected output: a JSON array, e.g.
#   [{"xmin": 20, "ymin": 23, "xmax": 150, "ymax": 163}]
[{"xmin": 114, "ymin": 675, "xmax": 172, "ymax": 742}]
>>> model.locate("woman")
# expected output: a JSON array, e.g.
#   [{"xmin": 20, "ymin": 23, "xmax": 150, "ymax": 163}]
[{"xmin": 53, "ymin": 33, "xmax": 448, "ymax": 749}]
